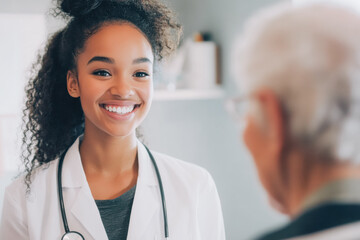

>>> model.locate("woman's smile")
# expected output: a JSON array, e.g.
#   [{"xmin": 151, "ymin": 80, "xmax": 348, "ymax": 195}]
[{"xmin": 100, "ymin": 102, "xmax": 142, "ymax": 120}]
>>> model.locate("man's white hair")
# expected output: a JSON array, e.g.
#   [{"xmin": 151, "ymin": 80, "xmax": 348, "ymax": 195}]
[{"xmin": 234, "ymin": 3, "xmax": 360, "ymax": 164}]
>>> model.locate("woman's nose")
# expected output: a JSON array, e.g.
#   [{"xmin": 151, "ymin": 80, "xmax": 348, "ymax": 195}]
[{"xmin": 109, "ymin": 76, "xmax": 135, "ymax": 98}]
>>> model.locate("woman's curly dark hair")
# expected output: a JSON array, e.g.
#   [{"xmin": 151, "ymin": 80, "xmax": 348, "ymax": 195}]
[{"xmin": 22, "ymin": 0, "xmax": 182, "ymax": 189}]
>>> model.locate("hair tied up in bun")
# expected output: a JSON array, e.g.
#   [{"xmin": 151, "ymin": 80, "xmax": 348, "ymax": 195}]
[{"xmin": 60, "ymin": 0, "xmax": 103, "ymax": 18}]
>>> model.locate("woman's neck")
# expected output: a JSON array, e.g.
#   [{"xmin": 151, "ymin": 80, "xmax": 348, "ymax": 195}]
[
  {"xmin": 79, "ymin": 127, "xmax": 138, "ymax": 176},
  {"xmin": 78, "ymin": 120, "xmax": 140, "ymax": 200}
]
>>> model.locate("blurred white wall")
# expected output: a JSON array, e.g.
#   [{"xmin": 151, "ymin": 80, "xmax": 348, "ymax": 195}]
[
  {"xmin": 0, "ymin": 0, "xmax": 54, "ymax": 227},
  {"xmin": 0, "ymin": 14, "xmax": 46, "ymax": 172}
]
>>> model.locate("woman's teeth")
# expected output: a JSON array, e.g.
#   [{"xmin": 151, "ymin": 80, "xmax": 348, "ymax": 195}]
[{"xmin": 105, "ymin": 105, "xmax": 135, "ymax": 114}]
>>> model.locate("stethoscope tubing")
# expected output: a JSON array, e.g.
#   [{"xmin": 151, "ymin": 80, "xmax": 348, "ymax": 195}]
[
  {"xmin": 58, "ymin": 150, "xmax": 70, "ymax": 233},
  {"xmin": 143, "ymin": 145, "xmax": 169, "ymax": 238},
  {"xmin": 57, "ymin": 144, "xmax": 169, "ymax": 239}
]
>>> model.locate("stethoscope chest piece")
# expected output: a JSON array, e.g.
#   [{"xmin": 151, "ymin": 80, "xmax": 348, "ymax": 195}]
[{"xmin": 61, "ymin": 231, "xmax": 85, "ymax": 240}]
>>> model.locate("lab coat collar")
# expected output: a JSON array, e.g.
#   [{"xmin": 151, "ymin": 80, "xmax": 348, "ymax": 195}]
[
  {"xmin": 136, "ymin": 139, "xmax": 159, "ymax": 187},
  {"xmin": 61, "ymin": 137, "xmax": 107, "ymax": 239},
  {"xmin": 60, "ymin": 137, "xmax": 161, "ymax": 239},
  {"xmin": 128, "ymin": 140, "xmax": 162, "ymax": 239},
  {"xmin": 61, "ymin": 137, "xmax": 158, "ymax": 188},
  {"xmin": 62, "ymin": 137, "xmax": 85, "ymax": 188}
]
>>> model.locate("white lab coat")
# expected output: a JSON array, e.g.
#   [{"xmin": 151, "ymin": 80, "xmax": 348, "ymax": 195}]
[{"xmin": 0, "ymin": 138, "xmax": 225, "ymax": 240}]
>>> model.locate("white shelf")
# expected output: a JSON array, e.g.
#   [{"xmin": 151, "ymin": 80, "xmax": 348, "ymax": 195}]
[{"xmin": 153, "ymin": 87, "xmax": 225, "ymax": 101}]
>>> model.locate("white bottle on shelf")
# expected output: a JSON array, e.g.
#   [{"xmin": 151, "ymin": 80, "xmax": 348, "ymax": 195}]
[{"xmin": 185, "ymin": 40, "xmax": 219, "ymax": 89}]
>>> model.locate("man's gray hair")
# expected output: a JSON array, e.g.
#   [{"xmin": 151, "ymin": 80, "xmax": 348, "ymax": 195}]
[{"xmin": 234, "ymin": 3, "xmax": 360, "ymax": 164}]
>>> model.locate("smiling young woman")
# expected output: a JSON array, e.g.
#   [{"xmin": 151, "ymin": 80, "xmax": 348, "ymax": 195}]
[
  {"xmin": 69, "ymin": 23, "xmax": 154, "ymax": 201},
  {"xmin": 0, "ymin": 1, "xmax": 225, "ymax": 240}
]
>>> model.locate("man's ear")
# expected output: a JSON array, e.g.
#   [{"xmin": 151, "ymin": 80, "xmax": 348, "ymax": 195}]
[
  {"xmin": 67, "ymin": 70, "xmax": 80, "ymax": 98},
  {"xmin": 255, "ymin": 88, "xmax": 285, "ymax": 157},
  {"xmin": 251, "ymin": 89, "xmax": 288, "ymax": 214}
]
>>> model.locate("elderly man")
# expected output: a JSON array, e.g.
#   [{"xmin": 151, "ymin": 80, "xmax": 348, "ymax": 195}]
[{"xmin": 229, "ymin": 3, "xmax": 360, "ymax": 240}]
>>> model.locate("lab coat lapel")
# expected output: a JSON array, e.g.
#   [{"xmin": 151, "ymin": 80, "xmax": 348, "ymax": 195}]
[
  {"xmin": 71, "ymin": 188, "xmax": 108, "ymax": 239},
  {"xmin": 127, "ymin": 141, "xmax": 162, "ymax": 240},
  {"xmin": 61, "ymin": 138, "xmax": 108, "ymax": 240}
]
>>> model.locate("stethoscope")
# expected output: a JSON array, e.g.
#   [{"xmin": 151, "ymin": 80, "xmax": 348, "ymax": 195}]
[{"xmin": 57, "ymin": 144, "xmax": 169, "ymax": 240}]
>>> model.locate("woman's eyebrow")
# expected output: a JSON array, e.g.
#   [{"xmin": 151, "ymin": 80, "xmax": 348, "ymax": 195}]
[
  {"xmin": 87, "ymin": 56, "xmax": 115, "ymax": 65},
  {"xmin": 133, "ymin": 57, "xmax": 152, "ymax": 64}
]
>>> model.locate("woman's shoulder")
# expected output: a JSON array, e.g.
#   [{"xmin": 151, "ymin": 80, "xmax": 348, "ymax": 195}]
[
  {"xmin": 152, "ymin": 151, "xmax": 207, "ymax": 171},
  {"xmin": 4, "ymin": 160, "xmax": 59, "ymax": 198},
  {"xmin": 151, "ymin": 151, "xmax": 214, "ymax": 185}
]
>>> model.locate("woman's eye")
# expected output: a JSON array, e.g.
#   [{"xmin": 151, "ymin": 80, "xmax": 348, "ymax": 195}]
[
  {"xmin": 133, "ymin": 72, "xmax": 149, "ymax": 78},
  {"xmin": 93, "ymin": 70, "xmax": 111, "ymax": 77}
]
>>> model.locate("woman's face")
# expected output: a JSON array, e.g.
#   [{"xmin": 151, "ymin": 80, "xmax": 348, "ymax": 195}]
[{"xmin": 67, "ymin": 23, "xmax": 154, "ymax": 138}]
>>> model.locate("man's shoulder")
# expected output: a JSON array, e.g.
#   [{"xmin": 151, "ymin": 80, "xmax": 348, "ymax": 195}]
[{"xmin": 255, "ymin": 203, "xmax": 360, "ymax": 240}]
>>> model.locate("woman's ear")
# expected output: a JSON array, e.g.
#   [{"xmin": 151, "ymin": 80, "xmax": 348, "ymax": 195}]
[{"xmin": 67, "ymin": 70, "xmax": 80, "ymax": 98}]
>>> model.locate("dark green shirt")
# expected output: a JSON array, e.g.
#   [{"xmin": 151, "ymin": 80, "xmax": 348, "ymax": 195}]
[{"xmin": 95, "ymin": 186, "xmax": 136, "ymax": 240}]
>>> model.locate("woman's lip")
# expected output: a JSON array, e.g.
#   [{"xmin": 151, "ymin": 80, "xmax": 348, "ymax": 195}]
[
  {"xmin": 100, "ymin": 104, "xmax": 139, "ymax": 120},
  {"xmin": 99, "ymin": 101, "xmax": 141, "ymax": 106},
  {"xmin": 100, "ymin": 103, "xmax": 141, "ymax": 111},
  {"xmin": 99, "ymin": 103, "xmax": 141, "ymax": 110}
]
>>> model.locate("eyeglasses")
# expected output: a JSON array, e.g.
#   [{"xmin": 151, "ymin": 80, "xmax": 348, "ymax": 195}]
[{"xmin": 225, "ymin": 95, "xmax": 253, "ymax": 122}]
